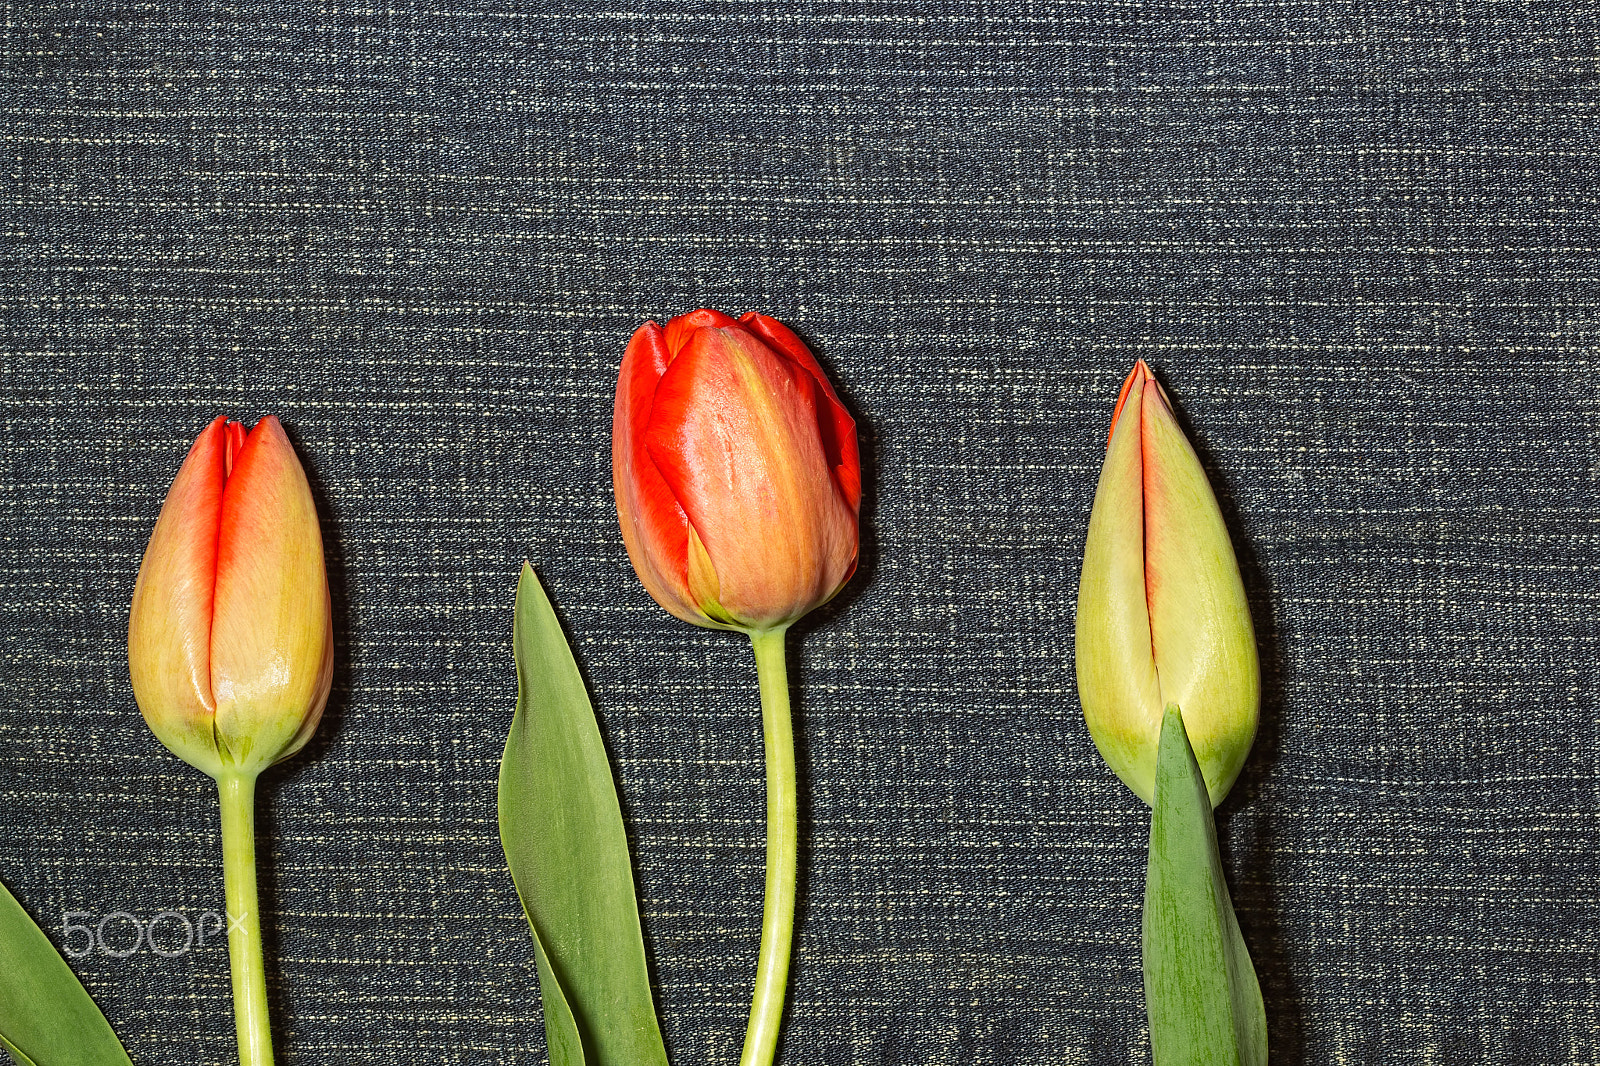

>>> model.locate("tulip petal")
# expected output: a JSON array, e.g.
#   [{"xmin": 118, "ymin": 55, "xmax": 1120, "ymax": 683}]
[
  {"xmin": 1075, "ymin": 373, "xmax": 1165, "ymax": 803},
  {"xmin": 735, "ymin": 314, "xmax": 839, "ymax": 403},
  {"xmin": 664, "ymin": 308, "xmax": 739, "ymax": 359},
  {"xmin": 738, "ymin": 312, "xmax": 862, "ymax": 512},
  {"xmin": 210, "ymin": 417, "xmax": 333, "ymax": 769},
  {"xmin": 644, "ymin": 326, "xmax": 857, "ymax": 630},
  {"xmin": 685, "ymin": 525, "xmax": 737, "ymax": 625},
  {"xmin": 612, "ymin": 322, "xmax": 706, "ymax": 625},
  {"xmin": 1108, "ymin": 359, "xmax": 1146, "ymax": 445},
  {"xmin": 1140, "ymin": 380, "xmax": 1258, "ymax": 804},
  {"xmin": 224, "ymin": 419, "xmax": 246, "ymax": 475},
  {"xmin": 129, "ymin": 416, "xmax": 227, "ymax": 769}
]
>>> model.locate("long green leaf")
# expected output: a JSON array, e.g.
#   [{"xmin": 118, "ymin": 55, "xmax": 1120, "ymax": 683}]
[
  {"xmin": 1143, "ymin": 704, "xmax": 1267, "ymax": 1066},
  {"xmin": 497, "ymin": 563, "xmax": 668, "ymax": 1066},
  {"xmin": 0, "ymin": 878, "xmax": 134, "ymax": 1066}
]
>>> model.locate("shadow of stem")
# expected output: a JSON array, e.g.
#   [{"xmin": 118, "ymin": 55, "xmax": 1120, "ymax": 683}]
[{"xmin": 1162, "ymin": 377, "xmax": 1303, "ymax": 1064}]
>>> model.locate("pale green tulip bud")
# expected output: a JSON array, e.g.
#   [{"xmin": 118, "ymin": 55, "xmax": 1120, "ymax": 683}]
[{"xmin": 1075, "ymin": 361, "xmax": 1259, "ymax": 807}]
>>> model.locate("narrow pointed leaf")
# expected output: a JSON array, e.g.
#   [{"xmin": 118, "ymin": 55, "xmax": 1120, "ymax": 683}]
[
  {"xmin": 529, "ymin": 925, "xmax": 586, "ymax": 1066},
  {"xmin": 1142, "ymin": 705, "xmax": 1267, "ymax": 1066},
  {"xmin": 0, "ymin": 878, "xmax": 134, "ymax": 1066},
  {"xmin": 497, "ymin": 563, "xmax": 668, "ymax": 1066}
]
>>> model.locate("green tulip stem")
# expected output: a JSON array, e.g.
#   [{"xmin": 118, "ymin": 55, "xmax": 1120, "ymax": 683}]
[
  {"xmin": 740, "ymin": 627, "xmax": 798, "ymax": 1066},
  {"xmin": 217, "ymin": 772, "xmax": 275, "ymax": 1066}
]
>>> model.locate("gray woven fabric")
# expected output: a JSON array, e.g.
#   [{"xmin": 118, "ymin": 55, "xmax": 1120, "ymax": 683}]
[{"xmin": 3, "ymin": 0, "xmax": 1598, "ymax": 1062}]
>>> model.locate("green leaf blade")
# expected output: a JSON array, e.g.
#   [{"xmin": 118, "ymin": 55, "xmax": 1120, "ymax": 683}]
[
  {"xmin": 1142, "ymin": 704, "xmax": 1267, "ymax": 1066},
  {"xmin": 497, "ymin": 563, "xmax": 668, "ymax": 1066},
  {"xmin": 0, "ymin": 878, "xmax": 133, "ymax": 1066}
]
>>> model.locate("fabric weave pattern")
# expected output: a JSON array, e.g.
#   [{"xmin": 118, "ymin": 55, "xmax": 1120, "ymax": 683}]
[{"xmin": 3, "ymin": 0, "xmax": 1598, "ymax": 1062}]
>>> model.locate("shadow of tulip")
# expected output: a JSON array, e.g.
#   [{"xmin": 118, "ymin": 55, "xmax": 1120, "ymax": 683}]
[
  {"xmin": 793, "ymin": 330, "xmax": 881, "ymax": 630},
  {"xmin": 768, "ymin": 618, "xmax": 816, "ymax": 1033},
  {"xmin": 1160, "ymin": 376, "xmax": 1303, "ymax": 1064},
  {"xmin": 250, "ymin": 420, "xmax": 356, "ymax": 1061}
]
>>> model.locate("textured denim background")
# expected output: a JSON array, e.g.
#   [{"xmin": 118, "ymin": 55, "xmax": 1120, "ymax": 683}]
[{"xmin": 3, "ymin": 0, "xmax": 1599, "ymax": 1063}]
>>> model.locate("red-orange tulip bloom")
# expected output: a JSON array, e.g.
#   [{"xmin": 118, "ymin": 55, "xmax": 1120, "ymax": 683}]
[
  {"xmin": 613, "ymin": 309, "xmax": 861, "ymax": 632},
  {"xmin": 128, "ymin": 416, "xmax": 333, "ymax": 778}
]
